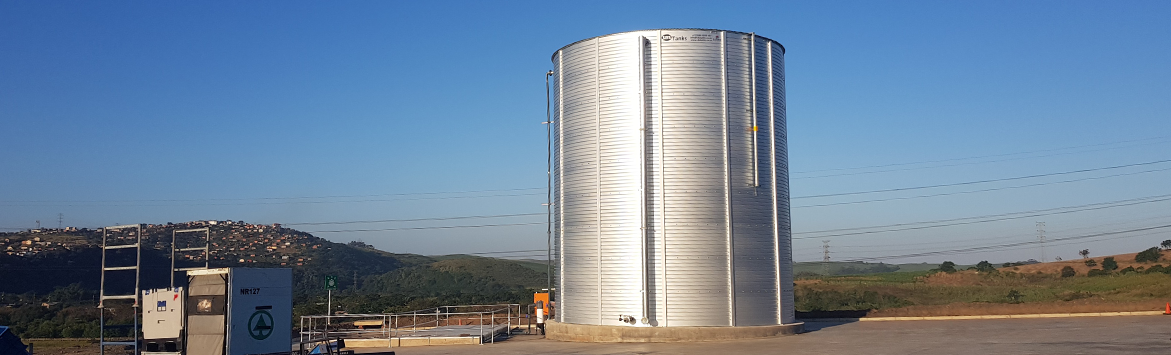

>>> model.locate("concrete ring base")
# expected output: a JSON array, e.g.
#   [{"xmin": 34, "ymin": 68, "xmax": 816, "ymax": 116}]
[{"xmin": 545, "ymin": 320, "xmax": 805, "ymax": 342}]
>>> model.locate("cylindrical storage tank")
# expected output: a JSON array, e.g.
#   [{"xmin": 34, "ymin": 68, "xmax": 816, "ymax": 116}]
[{"xmin": 551, "ymin": 29, "xmax": 792, "ymax": 328}]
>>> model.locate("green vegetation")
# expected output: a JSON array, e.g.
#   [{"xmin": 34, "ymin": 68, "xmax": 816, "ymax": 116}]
[
  {"xmin": 975, "ymin": 261, "xmax": 995, "ymax": 272},
  {"xmin": 1006, "ymin": 289, "xmax": 1023, "ymax": 303},
  {"xmin": 1102, "ymin": 257, "xmax": 1119, "ymax": 271},
  {"xmin": 0, "ymin": 284, "xmax": 114, "ymax": 338},
  {"xmin": 796, "ymin": 246, "xmax": 1171, "ymax": 315},
  {"xmin": 1135, "ymin": 247, "xmax": 1162, "ymax": 263},
  {"xmin": 938, "ymin": 261, "xmax": 957, "ymax": 273},
  {"xmin": 796, "ymin": 270, "xmax": 1171, "ymax": 314},
  {"xmin": 793, "ymin": 261, "xmax": 902, "ymax": 276},
  {"xmin": 796, "ymin": 289, "xmax": 911, "ymax": 311}
]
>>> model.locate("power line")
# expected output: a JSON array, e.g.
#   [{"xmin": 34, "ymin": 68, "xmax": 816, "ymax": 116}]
[
  {"xmin": 793, "ymin": 193, "xmax": 1171, "ymax": 240},
  {"xmin": 305, "ymin": 222, "xmax": 545, "ymax": 233},
  {"xmin": 840, "ymin": 224, "xmax": 1171, "ymax": 262},
  {"xmin": 821, "ymin": 230, "xmax": 1166, "ymax": 263},
  {"xmin": 791, "ymin": 136, "xmax": 1169, "ymax": 175},
  {"xmin": 0, "ymin": 187, "xmax": 545, "ymax": 203},
  {"xmin": 792, "ymin": 140, "xmax": 1171, "ymax": 179},
  {"xmin": 822, "ymin": 213, "xmax": 1171, "ymax": 252},
  {"xmin": 462, "ymin": 249, "xmax": 547, "ymax": 255},
  {"xmin": 793, "ymin": 159, "xmax": 1171, "ymax": 199},
  {"xmin": 260, "ymin": 166, "xmax": 1171, "ymax": 227},
  {"xmin": 0, "ymin": 192, "xmax": 545, "ymax": 207},
  {"xmin": 794, "ymin": 167, "xmax": 1171, "ymax": 208},
  {"xmin": 17, "ymin": 157, "xmax": 1158, "ymax": 209},
  {"xmin": 795, "ymin": 193, "xmax": 1171, "ymax": 235},
  {"xmin": 283, "ymin": 213, "xmax": 544, "ymax": 226}
]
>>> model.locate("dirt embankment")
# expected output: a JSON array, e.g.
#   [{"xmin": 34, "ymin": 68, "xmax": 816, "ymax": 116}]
[
  {"xmin": 1001, "ymin": 252, "xmax": 1163, "ymax": 275},
  {"xmin": 866, "ymin": 300, "xmax": 1165, "ymax": 317}
]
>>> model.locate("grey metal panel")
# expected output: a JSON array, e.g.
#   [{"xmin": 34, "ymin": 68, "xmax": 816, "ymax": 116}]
[
  {"xmin": 553, "ymin": 29, "xmax": 789, "ymax": 327},
  {"xmin": 186, "ymin": 274, "xmax": 226, "ymax": 355},
  {"xmin": 557, "ymin": 37, "xmax": 599, "ymax": 326},
  {"xmin": 658, "ymin": 29, "xmax": 730, "ymax": 327}
]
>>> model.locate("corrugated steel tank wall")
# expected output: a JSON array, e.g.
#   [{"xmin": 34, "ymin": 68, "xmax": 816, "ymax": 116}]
[{"xmin": 552, "ymin": 29, "xmax": 793, "ymax": 327}]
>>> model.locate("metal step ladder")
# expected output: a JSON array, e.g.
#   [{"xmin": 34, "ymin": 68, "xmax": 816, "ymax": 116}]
[
  {"xmin": 171, "ymin": 227, "xmax": 211, "ymax": 288},
  {"xmin": 99, "ymin": 224, "xmax": 142, "ymax": 355}
]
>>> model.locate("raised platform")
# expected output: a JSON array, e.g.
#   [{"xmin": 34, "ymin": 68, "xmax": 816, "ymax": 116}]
[
  {"xmin": 545, "ymin": 320, "xmax": 804, "ymax": 342},
  {"xmin": 343, "ymin": 324, "xmax": 510, "ymax": 347}
]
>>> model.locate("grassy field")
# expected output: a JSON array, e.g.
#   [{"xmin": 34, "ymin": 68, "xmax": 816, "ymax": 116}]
[{"xmin": 796, "ymin": 258, "xmax": 1171, "ymax": 317}]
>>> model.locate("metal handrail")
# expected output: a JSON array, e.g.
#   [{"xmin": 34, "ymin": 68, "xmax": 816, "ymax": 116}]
[{"xmin": 298, "ymin": 304, "xmax": 528, "ymax": 347}]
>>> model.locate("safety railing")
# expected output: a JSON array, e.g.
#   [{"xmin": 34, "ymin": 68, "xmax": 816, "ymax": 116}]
[{"xmin": 299, "ymin": 304, "xmax": 536, "ymax": 346}]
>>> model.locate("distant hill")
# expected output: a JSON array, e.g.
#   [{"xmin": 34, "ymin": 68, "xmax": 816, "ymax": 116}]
[
  {"xmin": 794, "ymin": 261, "xmax": 902, "ymax": 276},
  {"xmin": 996, "ymin": 251, "xmax": 1160, "ymax": 276},
  {"xmin": 433, "ymin": 255, "xmax": 552, "ymax": 278},
  {"xmin": 0, "ymin": 222, "xmax": 548, "ymax": 300},
  {"xmin": 0, "ymin": 222, "xmax": 553, "ymax": 338}
]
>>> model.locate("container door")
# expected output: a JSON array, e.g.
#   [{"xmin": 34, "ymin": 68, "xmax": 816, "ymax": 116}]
[{"xmin": 186, "ymin": 274, "xmax": 227, "ymax": 355}]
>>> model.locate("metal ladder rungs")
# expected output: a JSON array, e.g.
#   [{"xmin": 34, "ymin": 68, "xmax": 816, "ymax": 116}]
[
  {"xmin": 100, "ymin": 341, "xmax": 136, "ymax": 346},
  {"xmin": 175, "ymin": 247, "xmax": 206, "ymax": 252},
  {"xmin": 100, "ymin": 225, "xmax": 143, "ymax": 355},
  {"xmin": 103, "ymin": 243, "xmax": 140, "ymax": 250},
  {"xmin": 174, "ymin": 267, "xmax": 206, "ymax": 271}
]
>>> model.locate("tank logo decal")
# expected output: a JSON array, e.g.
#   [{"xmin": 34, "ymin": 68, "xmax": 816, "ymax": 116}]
[{"xmin": 661, "ymin": 33, "xmax": 721, "ymax": 42}]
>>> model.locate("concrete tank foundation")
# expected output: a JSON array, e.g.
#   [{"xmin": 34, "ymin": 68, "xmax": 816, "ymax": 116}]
[{"xmin": 545, "ymin": 320, "xmax": 804, "ymax": 342}]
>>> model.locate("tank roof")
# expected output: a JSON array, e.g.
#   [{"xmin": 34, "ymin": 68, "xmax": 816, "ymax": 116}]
[{"xmin": 552, "ymin": 28, "xmax": 785, "ymax": 61}]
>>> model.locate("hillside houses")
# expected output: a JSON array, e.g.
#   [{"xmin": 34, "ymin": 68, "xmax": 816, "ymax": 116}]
[{"xmin": 0, "ymin": 220, "xmax": 328, "ymax": 265}]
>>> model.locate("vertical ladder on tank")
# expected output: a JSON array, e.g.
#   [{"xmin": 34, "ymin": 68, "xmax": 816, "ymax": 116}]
[
  {"xmin": 171, "ymin": 227, "xmax": 211, "ymax": 288},
  {"xmin": 99, "ymin": 224, "xmax": 142, "ymax": 355}
]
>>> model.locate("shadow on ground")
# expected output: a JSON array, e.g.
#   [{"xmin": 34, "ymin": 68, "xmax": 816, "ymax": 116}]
[{"xmin": 797, "ymin": 310, "xmax": 867, "ymax": 332}]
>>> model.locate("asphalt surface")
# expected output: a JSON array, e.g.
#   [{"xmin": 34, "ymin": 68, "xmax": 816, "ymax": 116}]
[{"xmin": 355, "ymin": 315, "xmax": 1171, "ymax": 355}]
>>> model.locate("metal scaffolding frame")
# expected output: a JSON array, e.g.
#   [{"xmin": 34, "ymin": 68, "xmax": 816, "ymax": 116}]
[
  {"xmin": 171, "ymin": 227, "xmax": 211, "ymax": 288},
  {"xmin": 98, "ymin": 224, "xmax": 143, "ymax": 355}
]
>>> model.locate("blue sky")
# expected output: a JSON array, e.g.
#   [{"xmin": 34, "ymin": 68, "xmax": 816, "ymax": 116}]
[{"xmin": 2, "ymin": 1, "xmax": 1169, "ymax": 264}]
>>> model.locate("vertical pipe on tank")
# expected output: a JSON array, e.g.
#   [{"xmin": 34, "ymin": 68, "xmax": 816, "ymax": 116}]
[
  {"xmin": 720, "ymin": 30, "xmax": 737, "ymax": 326},
  {"xmin": 637, "ymin": 35, "xmax": 649, "ymax": 325},
  {"xmin": 751, "ymin": 33, "xmax": 759, "ymax": 188},
  {"xmin": 767, "ymin": 41, "xmax": 781, "ymax": 323},
  {"xmin": 546, "ymin": 70, "xmax": 553, "ymax": 295},
  {"xmin": 557, "ymin": 50, "xmax": 566, "ymax": 323},
  {"xmin": 656, "ymin": 30, "xmax": 668, "ymax": 327}
]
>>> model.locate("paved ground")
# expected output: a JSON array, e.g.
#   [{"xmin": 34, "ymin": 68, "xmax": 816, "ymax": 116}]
[{"xmin": 355, "ymin": 315, "xmax": 1171, "ymax": 355}]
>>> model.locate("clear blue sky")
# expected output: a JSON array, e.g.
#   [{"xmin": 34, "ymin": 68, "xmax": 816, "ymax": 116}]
[{"xmin": 2, "ymin": 1, "xmax": 1169, "ymax": 264}]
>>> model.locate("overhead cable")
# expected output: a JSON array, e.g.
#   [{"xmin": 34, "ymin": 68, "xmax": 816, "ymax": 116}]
[
  {"xmin": 795, "ymin": 167, "xmax": 1171, "ymax": 208},
  {"xmin": 840, "ymin": 224, "xmax": 1171, "ymax": 262},
  {"xmin": 793, "ymin": 159, "xmax": 1171, "ymax": 199},
  {"xmin": 284, "ymin": 213, "xmax": 544, "ymax": 226},
  {"xmin": 305, "ymin": 222, "xmax": 545, "ymax": 233},
  {"xmin": 793, "ymin": 193, "xmax": 1171, "ymax": 240},
  {"xmin": 792, "ymin": 136, "xmax": 1168, "ymax": 175}
]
